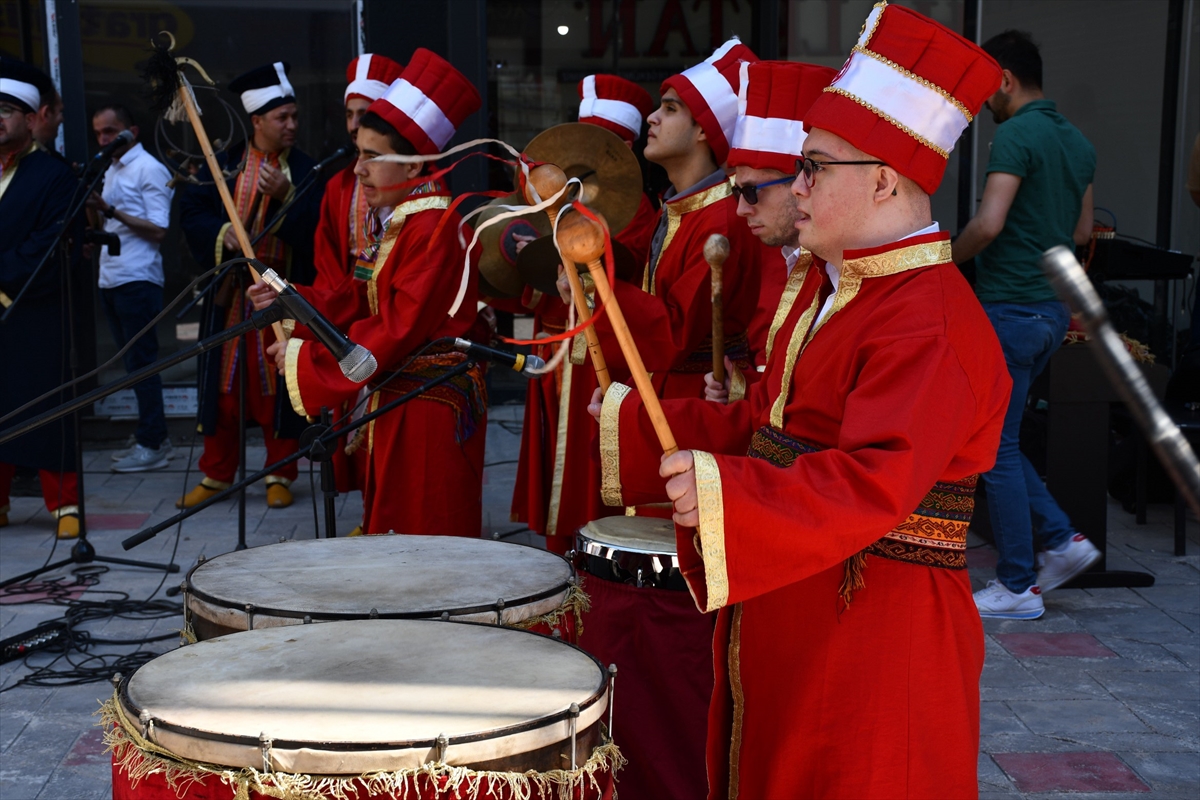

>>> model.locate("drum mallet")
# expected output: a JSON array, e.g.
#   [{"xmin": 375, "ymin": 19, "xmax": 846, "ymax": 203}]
[
  {"xmin": 557, "ymin": 209, "xmax": 678, "ymax": 455},
  {"xmin": 524, "ymin": 163, "xmax": 611, "ymax": 391},
  {"xmin": 704, "ymin": 234, "xmax": 730, "ymax": 385},
  {"xmin": 1040, "ymin": 245, "xmax": 1200, "ymax": 516}
]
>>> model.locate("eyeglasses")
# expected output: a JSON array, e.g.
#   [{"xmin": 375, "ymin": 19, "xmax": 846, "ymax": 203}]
[
  {"xmin": 0, "ymin": 105, "xmax": 21, "ymax": 119},
  {"xmin": 731, "ymin": 174, "xmax": 796, "ymax": 205},
  {"xmin": 795, "ymin": 156, "xmax": 887, "ymax": 185}
]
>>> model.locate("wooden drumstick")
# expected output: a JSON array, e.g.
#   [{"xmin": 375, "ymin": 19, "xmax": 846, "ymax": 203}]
[
  {"xmin": 177, "ymin": 80, "xmax": 285, "ymax": 341},
  {"xmin": 525, "ymin": 164, "xmax": 611, "ymax": 391},
  {"xmin": 557, "ymin": 210, "xmax": 678, "ymax": 456},
  {"xmin": 704, "ymin": 234, "xmax": 730, "ymax": 384}
]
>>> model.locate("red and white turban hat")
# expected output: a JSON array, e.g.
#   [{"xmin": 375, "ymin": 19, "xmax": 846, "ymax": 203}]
[
  {"xmin": 660, "ymin": 37, "xmax": 759, "ymax": 165},
  {"xmin": 368, "ymin": 49, "xmax": 482, "ymax": 156},
  {"xmin": 805, "ymin": 0, "xmax": 1001, "ymax": 194},
  {"xmin": 577, "ymin": 74, "xmax": 654, "ymax": 143},
  {"xmin": 344, "ymin": 54, "xmax": 403, "ymax": 104},
  {"xmin": 728, "ymin": 60, "xmax": 837, "ymax": 175}
]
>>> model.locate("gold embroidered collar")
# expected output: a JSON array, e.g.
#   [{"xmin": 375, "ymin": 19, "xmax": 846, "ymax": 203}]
[
  {"xmin": 665, "ymin": 178, "xmax": 731, "ymax": 217},
  {"xmin": 840, "ymin": 235, "xmax": 952, "ymax": 279}
]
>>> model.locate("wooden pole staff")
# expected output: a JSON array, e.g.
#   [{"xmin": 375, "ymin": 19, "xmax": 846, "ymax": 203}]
[
  {"xmin": 175, "ymin": 69, "xmax": 285, "ymax": 342},
  {"xmin": 704, "ymin": 234, "xmax": 729, "ymax": 384},
  {"xmin": 557, "ymin": 210, "xmax": 677, "ymax": 456},
  {"xmin": 524, "ymin": 164, "xmax": 611, "ymax": 392}
]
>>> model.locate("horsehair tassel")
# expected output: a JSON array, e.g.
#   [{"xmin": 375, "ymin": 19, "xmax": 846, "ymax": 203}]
[
  {"xmin": 557, "ymin": 208, "xmax": 677, "ymax": 455},
  {"xmin": 704, "ymin": 234, "xmax": 730, "ymax": 384},
  {"xmin": 530, "ymin": 164, "xmax": 611, "ymax": 392}
]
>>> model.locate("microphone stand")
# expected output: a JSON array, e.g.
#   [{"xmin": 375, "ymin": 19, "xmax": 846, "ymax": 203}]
[
  {"xmin": 120, "ymin": 359, "xmax": 476, "ymax": 551},
  {"xmin": 299, "ymin": 407, "xmax": 339, "ymax": 539},
  {"xmin": 0, "ymin": 305, "xmax": 289, "ymax": 588}
]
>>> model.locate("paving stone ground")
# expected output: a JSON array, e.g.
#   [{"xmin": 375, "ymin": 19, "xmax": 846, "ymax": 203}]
[{"xmin": 1, "ymin": 402, "xmax": 1197, "ymax": 798}]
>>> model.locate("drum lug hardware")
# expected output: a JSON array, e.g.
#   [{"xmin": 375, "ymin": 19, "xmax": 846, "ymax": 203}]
[
  {"xmin": 110, "ymin": 672, "xmax": 123, "ymax": 691},
  {"xmin": 303, "ymin": 615, "xmax": 312, "ymax": 624},
  {"xmin": 565, "ymin": 549, "xmax": 576, "ymax": 562},
  {"xmin": 434, "ymin": 733, "xmax": 448, "ymax": 763},
  {"xmin": 495, "ymin": 598, "xmax": 505, "ymax": 625},
  {"xmin": 369, "ymin": 608, "xmax": 379, "ymax": 619},
  {"xmin": 568, "ymin": 703, "xmax": 580, "ymax": 770},
  {"xmin": 139, "ymin": 709, "xmax": 154, "ymax": 742},
  {"xmin": 440, "ymin": 612, "xmax": 450, "ymax": 621},
  {"xmin": 196, "ymin": 554, "xmax": 206, "ymax": 564},
  {"xmin": 607, "ymin": 664, "xmax": 617, "ymax": 739},
  {"xmin": 552, "ymin": 628, "xmax": 562, "ymax": 639},
  {"xmin": 259, "ymin": 732, "xmax": 273, "ymax": 773},
  {"xmin": 567, "ymin": 574, "xmax": 578, "ymax": 588},
  {"xmin": 245, "ymin": 603, "xmax": 255, "ymax": 631},
  {"xmin": 279, "ymin": 536, "xmax": 287, "ymax": 544}
]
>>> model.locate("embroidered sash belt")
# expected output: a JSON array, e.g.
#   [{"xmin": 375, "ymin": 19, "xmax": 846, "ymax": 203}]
[
  {"xmin": 369, "ymin": 345, "xmax": 488, "ymax": 443},
  {"xmin": 748, "ymin": 426, "xmax": 975, "ymax": 575},
  {"xmin": 675, "ymin": 330, "xmax": 751, "ymax": 374}
]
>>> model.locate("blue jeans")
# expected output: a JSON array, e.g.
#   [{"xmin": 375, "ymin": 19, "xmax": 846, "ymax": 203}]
[
  {"xmin": 100, "ymin": 281, "xmax": 168, "ymax": 449},
  {"xmin": 981, "ymin": 300, "xmax": 1076, "ymax": 593}
]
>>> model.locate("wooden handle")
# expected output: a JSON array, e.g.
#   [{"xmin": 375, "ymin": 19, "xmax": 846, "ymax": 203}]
[
  {"xmin": 559, "ymin": 211, "xmax": 678, "ymax": 456},
  {"xmin": 179, "ymin": 85, "xmax": 285, "ymax": 342},
  {"xmin": 531, "ymin": 163, "xmax": 611, "ymax": 390},
  {"xmin": 704, "ymin": 234, "xmax": 729, "ymax": 384}
]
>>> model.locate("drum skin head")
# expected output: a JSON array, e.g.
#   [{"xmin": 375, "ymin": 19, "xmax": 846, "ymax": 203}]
[
  {"xmin": 579, "ymin": 516, "xmax": 676, "ymax": 555},
  {"xmin": 121, "ymin": 620, "xmax": 607, "ymax": 773},
  {"xmin": 186, "ymin": 536, "xmax": 573, "ymax": 631}
]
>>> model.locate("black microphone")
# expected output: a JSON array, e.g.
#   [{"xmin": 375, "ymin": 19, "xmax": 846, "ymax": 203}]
[
  {"xmin": 261, "ymin": 268, "xmax": 378, "ymax": 382},
  {"xmin": 453, "ymin": 338, "xmax": 546, "ymax": 379},
  {"xmin": 311, "ymin": 144, "xmax": 352, "ymax": 174},
  {"xmin": 92, "ymin": 129, "xmax": 134, "ymax": 163}
]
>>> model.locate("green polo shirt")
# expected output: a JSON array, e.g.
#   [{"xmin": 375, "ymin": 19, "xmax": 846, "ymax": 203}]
[{"xmin": 975, "ymin": 99, "xmax": 1096, "ymax": 304}]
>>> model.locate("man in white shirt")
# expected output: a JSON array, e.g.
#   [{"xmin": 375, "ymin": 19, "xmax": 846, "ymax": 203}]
[{"xmin": 86, "ymin": 105, "xmax": 174, "ymax": 472}]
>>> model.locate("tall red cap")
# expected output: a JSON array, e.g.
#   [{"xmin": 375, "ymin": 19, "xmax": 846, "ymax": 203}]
[
  {"xmin": 805, "ymin": 0, "xmax": 1001, "ymax": 194},
  {"xmin": 367, "ymin": 49, "xmax": 482, "ymax": 156},
  {"xmin": 660, "ymin": 37, "xmax": 759, "ymax": 165},
  {"xmin": 344, "ymin": 54, "xmax": 404, "ymax": 104},
  {"xmin": 578, "ymin": 74, "xmax": 654, "ymax": 143},
  {"xmin": 728, "ymin": 60, "xmax": 837, "ymax": 174}
]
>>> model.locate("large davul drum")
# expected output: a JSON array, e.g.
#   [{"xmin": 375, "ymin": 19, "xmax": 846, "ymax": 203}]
[
  {"xmin": 184, "ymin": 535, "xmax": 583, "ymax": 642},
  {"xmin": 105, "ymin": 620, "xmax": 622, "ymax": 799},
  {"xmin": 574, "ymin": 515, "xmax": 714, "ymax": 800}
]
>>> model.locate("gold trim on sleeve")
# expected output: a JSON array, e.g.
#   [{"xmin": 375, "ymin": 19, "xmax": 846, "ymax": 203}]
[
  {"xmin": 728, "ymin": 363, "xmax": 747, "ymax": 402},
  {"xmin": 283, "ymin": 338, "xmax": 308, "ymax": 417},
  {"xmin": 598, "ymin": 382, "xmax": 632, "ymax": 507},
  {"xmin": 692, "ymin": 450, "xmax": 729, "ymax": 612}
]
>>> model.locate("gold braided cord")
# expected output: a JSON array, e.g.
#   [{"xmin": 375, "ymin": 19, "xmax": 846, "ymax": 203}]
[
  {"xmin": 821, "ymin": 87, "xmax": 951, "ymax": 159},
  {"xmin": 851, "ymin": 46, "xmax": 974, "ymax": 123},
  {"xmin": 100, "ymin": 694, "xmax": 625, "ymax": 800}
]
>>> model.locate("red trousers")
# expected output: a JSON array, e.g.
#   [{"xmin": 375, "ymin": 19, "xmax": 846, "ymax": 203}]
[
  {"xmin": 0, "ymin": 462, "xmax": 78, "ymax": 515},
  {"xmin": 198, "ymin": 380, "xmax": 298, "ymax": 484},
  {"xmin": 576, "ymin": 575, "xmax": 716, "ymax": 800}
]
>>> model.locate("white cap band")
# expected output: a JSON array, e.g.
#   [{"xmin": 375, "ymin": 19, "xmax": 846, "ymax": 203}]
[
  {"xmin": 240, "ymin": 62, "xmax": 295, "ymax": 115},
  {"xmin": 382, "ymin": 78, "xmax": 456, "ymax": 149},
  {"xmin": 0, "ymin": 77, "xmax": 41, "ymax": 111}
]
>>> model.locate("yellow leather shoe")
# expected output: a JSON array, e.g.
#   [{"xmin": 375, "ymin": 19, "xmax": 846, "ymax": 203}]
[
  {"xmin": 347, "ymin": 525, "xmax": 363, "ymax": 537},
  {"xmin": 266, "ymin": 483, "xmax": 293, "ymax": 509},
  {"xmin": 56, "ymin": 514, "xmax": 80, "ymax": 539},
  {"xmin": 176, "ymin": 480, "xmax": 225, "ymax": 509}
]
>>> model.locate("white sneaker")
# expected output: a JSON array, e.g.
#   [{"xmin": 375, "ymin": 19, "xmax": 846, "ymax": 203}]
[
  {"xmin": 974, "ymin": 580, "xmax": 1045, "ymax": 620},
  {"xmin": 112, "ymin": 437, "xmax": 173, "ymax": 462},
  {"xmin": 111, "ymin": 443, "xmax": 170, "ymax": 473},
  {"xmin": 1037, "ymin": 534, "xmax": 1101, "ymax": 591}
]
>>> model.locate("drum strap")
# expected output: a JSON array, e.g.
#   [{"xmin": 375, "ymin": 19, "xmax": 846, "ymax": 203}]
[{"xmin": 747, "ymin": 425, "xmax": 976, "ymax": 607}]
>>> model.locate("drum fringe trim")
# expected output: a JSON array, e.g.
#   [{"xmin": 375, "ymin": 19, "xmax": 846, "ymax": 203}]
[
  {"xmin": 511, "ymin": 583, "xmax": 590, "ymax": 638},
  {"xmin": 100, "ymin": 694, "xmax": 624, "ymax": 800}
]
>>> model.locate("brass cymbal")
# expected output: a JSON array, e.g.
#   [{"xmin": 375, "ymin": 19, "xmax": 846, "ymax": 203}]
[
  {"xmin": 516, "ymin": 235, "xmax": 641, "ymax": 296},
  {"xmin": 523, "ymin": 123, "xmax": 642, "ymax": 235},
  {"xmin": 474, "ymin": 192, "xmax": 551, "ymax": 299}
]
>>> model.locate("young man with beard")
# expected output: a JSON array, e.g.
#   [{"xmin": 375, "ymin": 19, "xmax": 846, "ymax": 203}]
[
  {"xmin": 704, "ymin": 59, "xmax": 835, "ymax": 402},
  {"xmin": 593, "ymin": 2, "xmax": 1012, "ymax": 795},
  {"xmin": 179, "ymin": 61, "xmax": 322, "ymax": 511},
  {"xmin": 255, "ymin": 50, "xmax": 486, "ymax": 538}
]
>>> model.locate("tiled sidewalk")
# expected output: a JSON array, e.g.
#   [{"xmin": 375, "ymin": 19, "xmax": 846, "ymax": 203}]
[{"xmin": 1, "ymin": 403, "xmax": 1196, "ymax": 798}]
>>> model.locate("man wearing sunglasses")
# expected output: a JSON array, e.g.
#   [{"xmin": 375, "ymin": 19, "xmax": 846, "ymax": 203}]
[
  {"xmin": 704, "ymin": 60, "xmax": 835, "ymax": 403},
  {"xmin": 592, "ymin": 3, "xmax": 1013, "ymax": 795}
]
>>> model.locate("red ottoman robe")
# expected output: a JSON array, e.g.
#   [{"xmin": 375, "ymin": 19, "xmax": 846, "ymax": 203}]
[
  {"xmin": 283, "ymin": 188, "xmax": 487, "ymax": 537},
  {"xmin": 599, "ymin": 233, "xmax": 1012, "ymax": 799},
  {"xmin": 593, "ymin": 180, "xmax": 763, "ymax": 405}
]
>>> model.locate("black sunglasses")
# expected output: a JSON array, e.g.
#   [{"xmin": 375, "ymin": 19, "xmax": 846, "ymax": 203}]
[
  {"xmin": 795, "ymin": 156, "xmax": 887, "ymax": 184},
  {"xmin": 731, "ymin": 174, "xmax": 796, "ymax": 205}
]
